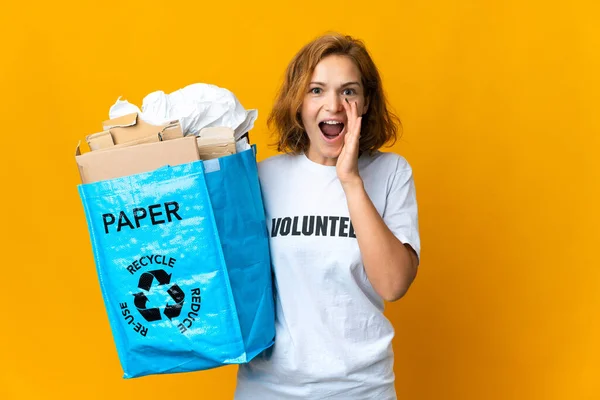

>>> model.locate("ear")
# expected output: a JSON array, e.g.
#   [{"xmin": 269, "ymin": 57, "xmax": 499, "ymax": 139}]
[{"xmin": 362, "ymin": 96, "xmax": 370, "ymax": 115}]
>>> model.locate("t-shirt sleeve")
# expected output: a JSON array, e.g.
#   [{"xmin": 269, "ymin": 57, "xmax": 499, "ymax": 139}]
[{"xmin": 383, "ymin": 158, "xmax": 421, "ymax": 264}]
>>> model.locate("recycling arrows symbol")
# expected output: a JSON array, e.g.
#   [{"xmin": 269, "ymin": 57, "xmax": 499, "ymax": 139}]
[{"xmin": 133, "ymin": 269, "xmax": 185, "ymax": 322}]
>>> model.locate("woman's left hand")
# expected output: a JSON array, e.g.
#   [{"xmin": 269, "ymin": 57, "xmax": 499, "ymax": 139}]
[{"xmin": 337, "ymin": 99, "xmax": 363, "ymax": 187}]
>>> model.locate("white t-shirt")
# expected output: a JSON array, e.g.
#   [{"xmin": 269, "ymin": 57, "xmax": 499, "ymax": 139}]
[{"xmin": 235, "ymin": 151, "xmax": 421, "ymax": 400}]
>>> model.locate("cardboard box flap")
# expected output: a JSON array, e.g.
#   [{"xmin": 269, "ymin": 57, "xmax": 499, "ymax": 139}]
[
  {"xmin": 86, "ymin": 130, "xmax": 115, "ymax": 151},
  {"xmin": 96, "ymin": 113, "xmax": 183, "ymax": 146},
  {"xmin": 103, "ymin": 113, "xmax": 181, "ymax": 131},
  {"xmin": 102, "ymin": 113, "xmax": 138, "ymax": 129},
  {"xmin": 198, "ymin": 126, "xmax": 235, "ymax": 139},
  {"xmin": 94, "ymin": 133, "xmax": 162, "ymax": 151},
  {"xmin": 75, "ymin": 136, "xmax": 200, "ymax": 184},
  {"xmin": 197, "ymin": 126, "xmax": 235, "ymax": 147},
  {"xmin": 197, "ymin": 137, "xmax": 236, "ymax": 146}
]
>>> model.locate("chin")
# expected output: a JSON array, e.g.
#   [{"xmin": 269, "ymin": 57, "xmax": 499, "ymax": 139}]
[{"xmin": 319, "ymin": 146, "xmax": 341, "ymax": 160}]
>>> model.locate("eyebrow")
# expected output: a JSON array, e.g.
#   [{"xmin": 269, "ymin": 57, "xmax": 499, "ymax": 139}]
[{"xmin": 310, "ymin": 81, "xmax": 361, "ymax": 87}]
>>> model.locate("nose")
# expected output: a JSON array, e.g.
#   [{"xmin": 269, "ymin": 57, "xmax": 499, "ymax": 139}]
[{"xmin": 324, "ymin": 92, "xmax": 344, "ymax": 113}]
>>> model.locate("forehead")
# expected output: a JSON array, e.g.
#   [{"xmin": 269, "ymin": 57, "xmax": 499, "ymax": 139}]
[{"xmin": 311, "ymin": 55, "xmax": 362, "ymax": 84}]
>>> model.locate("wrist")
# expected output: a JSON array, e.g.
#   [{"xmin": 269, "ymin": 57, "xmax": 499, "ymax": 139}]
[{"xmin": 341, "ymin": 176, "xmax": 364, "ymax": 193}]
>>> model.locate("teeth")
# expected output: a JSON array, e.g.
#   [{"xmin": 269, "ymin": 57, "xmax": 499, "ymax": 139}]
[{"xmin": 323, "ymin": 121, "xmax": 341, "ymax": 125}]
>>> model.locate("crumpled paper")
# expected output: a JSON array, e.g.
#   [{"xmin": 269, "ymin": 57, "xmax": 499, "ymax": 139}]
[{"xmin": 109, "ymin": 83, "xmax": 257, "ymax": 141}]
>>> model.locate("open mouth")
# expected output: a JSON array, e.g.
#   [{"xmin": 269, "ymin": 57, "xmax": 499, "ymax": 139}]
[{"xmin": 318, "ymin": 121, "xmax": 345, "ymax": 140}]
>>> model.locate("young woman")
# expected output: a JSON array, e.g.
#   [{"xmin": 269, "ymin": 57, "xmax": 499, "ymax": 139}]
[{"xmin": 235, "ymin": 33, "xmax": 421, "ymax": 400}]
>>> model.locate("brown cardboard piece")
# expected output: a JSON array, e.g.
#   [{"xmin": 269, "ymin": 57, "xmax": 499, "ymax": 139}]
[
  {"xmin": 76, "ymin": 137, "xmax": 200, "ymax": 184},
  {"xmin": 197, "ymin": 126, "xmax": 236, "ymax": 160},
  {"xmin": 196, "ymin": 142, "xmax": 237, "ymax": 160},
  {"xmin": 86, "ymin": 113, "xmax": 183, "ymax": 151}
]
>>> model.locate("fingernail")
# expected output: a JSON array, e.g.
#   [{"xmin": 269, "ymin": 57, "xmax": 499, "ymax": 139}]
[{"xmin": 345, "ymin": 98, "xmax": 349, "ymax": 104}]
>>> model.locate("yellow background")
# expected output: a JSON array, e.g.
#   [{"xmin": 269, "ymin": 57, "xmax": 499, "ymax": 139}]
[{"xmin": 1, "ymin": 0, "xmax": 598, "ymax": 399}]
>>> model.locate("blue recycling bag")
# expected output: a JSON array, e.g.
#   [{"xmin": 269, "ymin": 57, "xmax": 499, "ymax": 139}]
[{"xmin": 78, "ymin": 148, "xmax": 275, "ymax": 378}]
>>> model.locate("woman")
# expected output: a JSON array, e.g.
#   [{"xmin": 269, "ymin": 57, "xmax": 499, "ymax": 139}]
[{"xmin": 235, "ymin": 33, "xmax": 421, "ymax": 400}]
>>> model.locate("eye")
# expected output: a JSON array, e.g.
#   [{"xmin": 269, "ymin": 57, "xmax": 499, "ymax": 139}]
[
  {"xmin": 342, "ymin": 88, "xmax": 357, "ymax": 96},
  {"xmin": 309, "ymin": 87, "xmax": 322, "ymax": 94}
]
